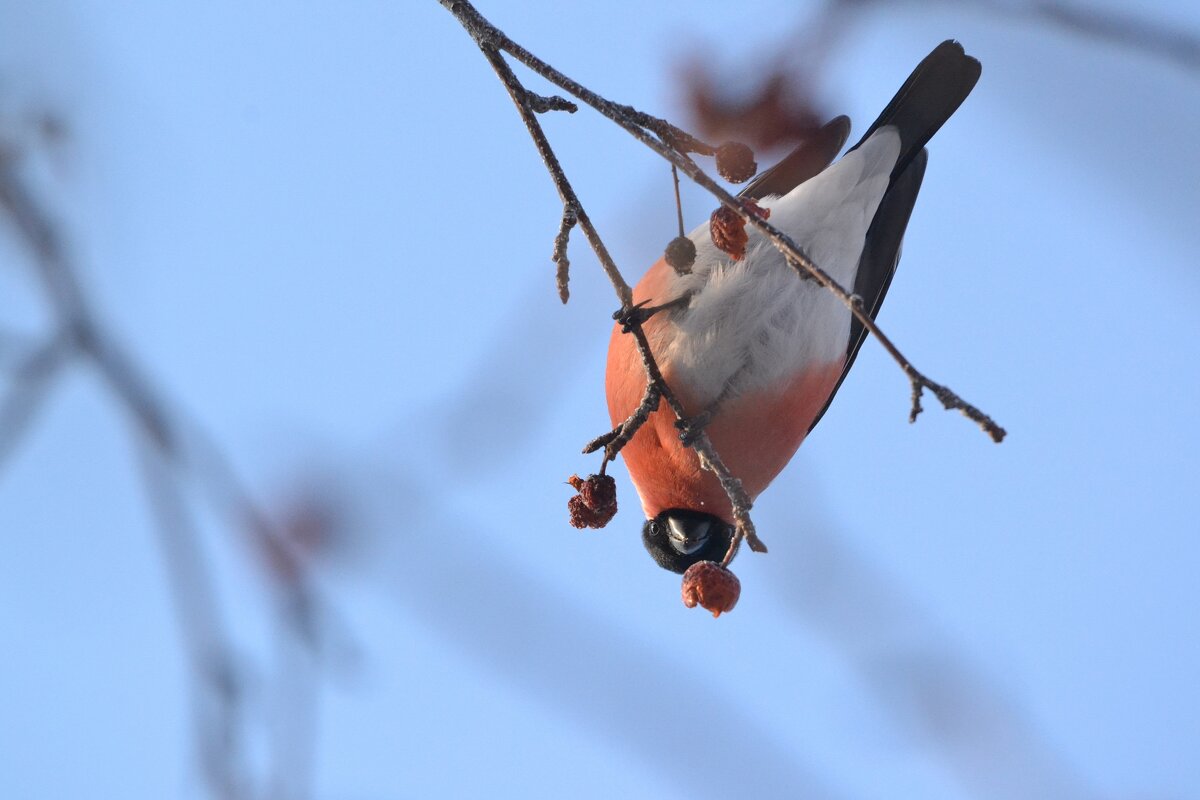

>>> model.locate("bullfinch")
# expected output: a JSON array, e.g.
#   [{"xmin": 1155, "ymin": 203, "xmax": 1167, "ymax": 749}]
[{"xmin": 605, "ymin": 41, "xmax": 981, "ymax": 573}]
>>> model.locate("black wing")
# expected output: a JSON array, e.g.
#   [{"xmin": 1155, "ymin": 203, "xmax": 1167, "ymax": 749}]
[{"xmin": 740, "ymin": 115, "xmax": 851, "ymax": 202}]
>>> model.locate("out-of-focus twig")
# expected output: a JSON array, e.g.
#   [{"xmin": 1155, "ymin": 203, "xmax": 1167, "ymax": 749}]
[
  {"xmin": 1, "ymin": 126, "xmax": 340, "ymax": 800},
  {"xmin": 374, "ymin": 466, "xmax": 853, "ymax": 800},
  {"xmin": 266, "ymin": 615, "xmax": 319, "ymax": 800},
  {"xmin": 687, "ymin": 0, "xmax": 1199, "ymax": 151},
  {"xmin": 136, "ymin": 439, "xmax": 251, "ymax": 800},
  {"xmin": 768, "ymin": 507, "xmax": 1104, "ymax": 800},
  {"xmin": 972, "ymin": 0, "xmax": 1200, "ymax": 72},
  {"xmin": 0, "ymin": 142, "xmax": 329, "ymax": 621},
  {"xmin": 0, "ymin": 329, "xmax": 71, "ymax": 475}
]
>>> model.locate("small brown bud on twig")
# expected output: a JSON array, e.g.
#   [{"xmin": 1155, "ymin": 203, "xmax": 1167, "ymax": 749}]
[
  {"xmin": 566, "ymin": 473, "xmax": 617, "ymax": 529},
  {"xmin": 526, "ymin": 92, "xmax": 578, "ymax": 114},
  {"xmin": 715, "ymin": 141, "xmax": 757, "ymax": 183},
  {"xmin": 681, "ymin": 560, "xmax": 740, "ymax": 617},
  {"xmin": 664, "ymin": 236, "xmax": 697, "ymax": 274}
]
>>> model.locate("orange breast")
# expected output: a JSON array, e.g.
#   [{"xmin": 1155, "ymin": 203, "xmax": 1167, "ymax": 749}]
[{"xmin": 605, "ymin": 258, "xmax": 845, "ymax": 523}]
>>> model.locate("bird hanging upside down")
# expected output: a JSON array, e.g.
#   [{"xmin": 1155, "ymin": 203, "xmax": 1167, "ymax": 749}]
[{"xmin": 605, "ymin": 41, "xmax": 981, "ymax": 573}]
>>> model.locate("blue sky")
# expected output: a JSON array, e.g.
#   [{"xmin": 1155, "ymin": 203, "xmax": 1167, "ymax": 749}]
[{"xmin": 1, "ymin": 2, "xmax": 1198, "ymax": 798}]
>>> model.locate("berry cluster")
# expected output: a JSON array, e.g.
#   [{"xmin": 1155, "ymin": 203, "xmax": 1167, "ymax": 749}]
[{"xmin": 566, "ymin": 473, "xmax": 618, "ymax": 529}]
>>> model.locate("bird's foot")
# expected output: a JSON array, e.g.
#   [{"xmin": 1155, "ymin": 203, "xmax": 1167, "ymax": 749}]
[
  {"xmin": 613, "ymin": 294, "xmax": 691, "ymax": 332},
  {"xmin": 675, "ymin": 409, "xmax": 713, "ymax": 446}
]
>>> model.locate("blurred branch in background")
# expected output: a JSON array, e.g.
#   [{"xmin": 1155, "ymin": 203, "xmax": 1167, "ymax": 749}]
[
  {"xmin": 767, "ymin": 514, "xmax": 1103, "ymax": 800},
  {"xmin": 979, "ymin": 0, "xmax": 1200, "ymax": 71},
  {"xmin": 375, "ymin": 465, "xmax": 854, "ymax": 799},
  {"xmin": 136, "ymin": 439, "xmax": 251, "ymax": 799},
  {"xmin": 0, "ymin": 325, "xmax": 70, "ymax": 470},
  {"xmin": 0, "ymin": 122, "xmax": 346, "ymax": 800},
  {"xmin": 684, "ymin": 0, "xmax": 1200, "ymax": 153}
]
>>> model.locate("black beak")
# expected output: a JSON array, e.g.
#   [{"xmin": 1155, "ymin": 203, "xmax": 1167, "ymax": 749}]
[
  {"xmin": 642, "ymin": 509, "xmax": 735, "ymax": 573},
  {"xmin": 665, "ymin": 515, "xmax": 712, "ymax": 554}
]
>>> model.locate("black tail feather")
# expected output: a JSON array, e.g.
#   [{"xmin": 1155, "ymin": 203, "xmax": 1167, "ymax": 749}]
[{"xmin": 849, "ymin": 40, "xmax": 981, "ymax": 182}]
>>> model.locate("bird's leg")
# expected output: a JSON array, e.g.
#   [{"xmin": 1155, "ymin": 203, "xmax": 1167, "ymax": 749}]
[
  {"xmin": 613, "ymin": 293, "xmax": 692, "ymax": 332},
  {"xmin": 674, "ymin": 408, "xmax": 713, "ymax": 446}
]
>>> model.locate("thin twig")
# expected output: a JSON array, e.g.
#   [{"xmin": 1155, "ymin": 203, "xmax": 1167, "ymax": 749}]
[
  {"xmin": 671, "ymin": 164, "xmax": 685, "ymax": 238},
  {"xmin": 476, "ymin": 44, "xmax": 631, "ymax": 306},
  {"xmin": 136, "ymin": 438, "xmax": 251, "ymax": 800},
  {"xmin": 970, "ymin": 0, "xmax": 1200, "ymax": 72},
  {"xmin": 582, "ymin": 381, "xmax": 660, "ymax": 464},
  {"xmin": 267, "ymin": 610, "xmax": 319, "ymax": 800},
  {"xmin": 552, "ymin": 203, "xmax": 577, "ymax": 303},
  {"xmin": 0, "ymin": 331, "xmax": 71, "ymax": 477}
]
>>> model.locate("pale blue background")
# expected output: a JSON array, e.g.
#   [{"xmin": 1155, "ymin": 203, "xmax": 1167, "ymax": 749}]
[{"xmin": 1, "ymin": 1, "xmax": 1198, "ymax": 798}]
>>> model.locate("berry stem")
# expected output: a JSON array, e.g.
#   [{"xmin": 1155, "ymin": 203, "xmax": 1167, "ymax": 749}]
[{"xmin": 671, "ymin": 163, "xmax": 685, "ymax": 238}]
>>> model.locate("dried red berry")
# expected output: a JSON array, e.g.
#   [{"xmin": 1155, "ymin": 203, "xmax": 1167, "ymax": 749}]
[
  {"xmin": 715, "ymin": 141, "xmax": 757, "ymax": 183},
  {"xmin": 681, "ymin": 561, "xmax": 740, "ymax": 617},
  {"xmin": 710, "ymin": 206, "xmax": 746, "ymax": 260},
  {"xmin": 576, "ymin": 473, "xmax": 616, "ymax": 511},
  {"xmin": 664, "ymin": 236, "xmax": 697, "ymax": 274},
  {"xmin": 568, "ymin": 495, "xmax": 603, "ymax": 528},
  {"xmin": 709, "ymin": 201, "xmax": 771, "ymax": 262},
  {"xmin": 567, "ymin": 473, "xmax": 617, "ymax": 529}
]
